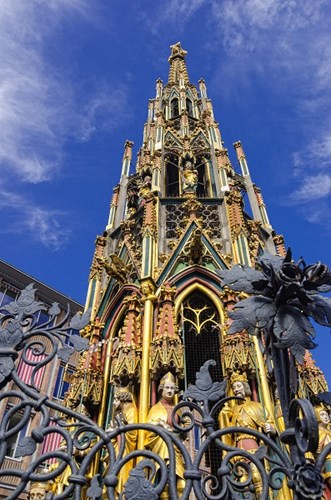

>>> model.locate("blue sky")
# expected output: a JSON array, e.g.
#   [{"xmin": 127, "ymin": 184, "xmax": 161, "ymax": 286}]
[{"xmin": 0, "ymin": 1, "xmax": 330, "ymax": 382}]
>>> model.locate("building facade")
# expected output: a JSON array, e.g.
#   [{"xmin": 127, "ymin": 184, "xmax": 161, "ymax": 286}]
[{"xmin": 0, "ymin": 259, "xmax": 83, "ymax": 499}]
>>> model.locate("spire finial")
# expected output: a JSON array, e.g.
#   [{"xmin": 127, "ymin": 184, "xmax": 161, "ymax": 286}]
[
  {"xmin": 168, "ymin": 42, "xmax": 189, "ymax": 85},
  {"xmin": 168, "ymin": 42, "xmax": 187, "ymax": 63}
]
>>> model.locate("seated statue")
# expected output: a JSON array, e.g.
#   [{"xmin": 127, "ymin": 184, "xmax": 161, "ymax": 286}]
[
  {"xmin": 145, "ymin": 372, "xmax": 185, "ymax": 499},
  {"xmin": 104, "ymin": 386, "xmax": 137, "ymax": 496},
  {"xmin": 220, "ymin": 372, "xmax": 276, "ymax": 496}
]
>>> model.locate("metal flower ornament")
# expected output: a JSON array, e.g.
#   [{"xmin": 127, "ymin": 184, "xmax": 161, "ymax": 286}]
[
  {"xmin": 217, "ymin": 248, "xmax": 331, "ymax": 363},
  {"xmin": 217, "ymin": 248, "xmax": 331, "ymax": 423}
]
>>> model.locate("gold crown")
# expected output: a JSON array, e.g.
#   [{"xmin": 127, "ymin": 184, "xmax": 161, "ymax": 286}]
[
  {"xmin": 160, "ymin": 372, "xmax": 176, "ymax": 385},
  {"xmin": 230, "ymin": 371, "xmax": 248, "ymax": 385},
  {"xmin": 114, "ymin": 385, "xmax": 131, "ymax": 394}
]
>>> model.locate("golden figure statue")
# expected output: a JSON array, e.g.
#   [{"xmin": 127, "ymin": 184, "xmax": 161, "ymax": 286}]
[
  {"xmin": 96, "ymin": 254, "xmax": 129, "ymax": 283},
  {"xmin": 28, "ymin": 479, "xmax": 50, "ymax": 500},
  {"xmin": 315, "ymin": 405, "xmax": 331, "ymax": 499},
  {"xmin": 138, "ymin": 174, "xmax": 152, "ymax": 204},
  {"xmin": 103, "ymin": 386, "xmax": 138, "ymax": 496},
  {"xmin": 145, "ymin": 372, "xmax": 185, "ymax": 499},
  {"xmin": 220, "ymin": 372, "xmax": 276, "ymax": 497},
  {"xmin": 181, "ymin": 160, "xmax": 198, "ymax": 195}
]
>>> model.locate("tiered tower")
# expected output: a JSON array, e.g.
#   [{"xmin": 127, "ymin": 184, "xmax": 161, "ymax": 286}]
[{"xmin": 68, "ymin": 43, "xmax": 327, "ymax": 452}]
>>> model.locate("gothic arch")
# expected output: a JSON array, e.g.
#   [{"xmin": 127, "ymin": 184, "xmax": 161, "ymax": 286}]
[
  {"xmin": 186, "ymin": 98, "xmax": 193, "ymax": 117},
  {"xmin": 175, "ymin": 282, "xmax": 225, "ymax": 324},
  {"xmin": 170, "ymin": 97, "xmax": 179, "ymax": 118},
  {"xmin": 174, "ymin": 283, "xmax": 225, "ymax": 389}
]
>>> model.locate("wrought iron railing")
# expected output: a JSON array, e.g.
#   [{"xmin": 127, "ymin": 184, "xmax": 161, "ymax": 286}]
[{"xmin": 0, "ymin": 251, "xmax": 330, "ymax": 499}]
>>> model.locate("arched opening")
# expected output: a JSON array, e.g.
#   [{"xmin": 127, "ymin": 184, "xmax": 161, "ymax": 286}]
[
  {"xmin": 179, "ymin": 291, "xmax": 223, "ymax": 480},
  {"xmin": 180, "ymin": 292, "xmax": 222, "ymax": 387},
  {"xmin": 170, "ymin": 98, "xmax": 179, "ymax": 118},
  {"xmin": 186, "ymin": 98, "xmax": 193, "ymax": 117},
  {"xmin": 196, "ymin": 157, "xmax": 209, "ymax": 197},
  {"xmin": 165, "ymin": 154, "xmax": 180, "ymax": 197}
]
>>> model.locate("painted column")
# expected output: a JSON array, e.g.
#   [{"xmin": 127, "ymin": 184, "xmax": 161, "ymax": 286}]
[{"xmin": 138, "ymin": 280, "xmax": 156, "ymax": 449}]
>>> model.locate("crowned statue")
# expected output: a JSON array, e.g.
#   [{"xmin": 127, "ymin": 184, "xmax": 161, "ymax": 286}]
[{"xmin": 220, "ymin": 372, "xmax": 276, "ymax": 497}]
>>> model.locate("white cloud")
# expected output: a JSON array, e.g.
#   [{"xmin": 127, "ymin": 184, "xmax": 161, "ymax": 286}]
[
  {"xmin": 0, "ymin": 187, "xmax": 71, "ymax": 251},
  {"xmin": 290, "ymin": 126, "xmax": 331, "ymax": 206},
  {"xmin": 0, "ymin": 0, "xmax": 127, "ymax": 183},
  {"xmin": 305, "ymin": 202, "xmax": 331, "ymax": 227},
  {"xmin": 0, "ymin": 0, "xmax": 129, "ymax": 250},
  {"xmin": 79, "ymin": 87, "xmax": 130, "ymax": 142},
  {"xmin": 290, "ymin": 174, "xmax": 331, "ymax": 203},
  {"xmin": 161, "ymin": 0, "xmax": 207, "ymax": 23},
  {"xmin": 26, "ymin": 207, "xmax": 71, "ymax": 251}
]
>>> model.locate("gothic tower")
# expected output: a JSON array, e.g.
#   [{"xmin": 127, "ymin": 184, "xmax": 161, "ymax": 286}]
[{"xmin": 67, "ymin": 42, "xmax": 327, "ymax": 458}]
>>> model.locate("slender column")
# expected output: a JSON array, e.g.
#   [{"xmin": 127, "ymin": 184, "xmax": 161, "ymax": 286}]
[
  {"xmin": 106, "ymin": 186, "xmax": 120, "ymax": 230},
  {"xmin": 97, "ymin": 335, "xmax": 113, "ymax": 428},
  {"xmin": 138, "ymin": 280, "xmax": 156, "ymax": 449},
  {"xmin": 252, "ymin": 335, "xmax": 274, "ymax": 418}
]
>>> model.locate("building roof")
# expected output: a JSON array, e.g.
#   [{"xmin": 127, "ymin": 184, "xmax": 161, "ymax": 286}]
[{"xmin": 0, "ymin": 258, "xmax": 83, "ymax": 314}]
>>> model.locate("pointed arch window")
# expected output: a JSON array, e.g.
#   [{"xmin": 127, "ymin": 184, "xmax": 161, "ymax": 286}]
[
  {"xmin": 170, "ymin": 98, "xmax": 179, "ymax": 118},
  {"xmin": 180, "ymin": 293, "xmax": 222, "ymax": 388},
  {"xmin": 195, "ymin": 156, "xmax": 210, "ymax": 198},
  {"xmin": 186, "ymin": 98, "xmax": 193, "ymax": 117},
  {"xmin": 165, "ymin": 154, "xmax": 180, "ymax": 197},
  {"xmin": 179, "ymin": 291, "xmax": 223, "ymax": 477}
]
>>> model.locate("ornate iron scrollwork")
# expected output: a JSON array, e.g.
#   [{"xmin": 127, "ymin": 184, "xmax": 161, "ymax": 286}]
[{"xmin": 0, "ymin": 284, "xmax": 330, "ymax": 498}]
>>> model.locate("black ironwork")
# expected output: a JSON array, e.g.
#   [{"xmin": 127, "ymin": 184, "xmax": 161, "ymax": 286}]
[
  {"xmin": 0, "ymin": 262, "xmax": 330, "ymax": 498},
  {"xmin": 217, "ymin": 249, "xmax": 331, "ymax": 425}
]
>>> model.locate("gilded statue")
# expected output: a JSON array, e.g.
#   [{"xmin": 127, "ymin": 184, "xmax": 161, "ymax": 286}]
[
  {"xmin": 28, "ymin": 479, "xmax": 50, "ymax": 500},
  {"xmin": 96, "ymin": 254, "xmax": 129, "ymax": 283},
  {"xmin": 220, "ymin": 372, "xmax": 276, "ymax": 496},
  {"xmin": 103, "ymin": 386, "xmax": 138, "ymax": 496},
  {"xmin": 315, "ymin": 405, "xmax": 331, "ymax": 499},
  {"xmin": 180, "ymin": 160, "xmax": 198, "ymax": 195},
  {"xmin": 145, "ymin": 372, "xmax": 185, "ymax": 499},
  {"xmin": 138, "ymin": 174, "xmax": 152, "ymax": 204}
]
